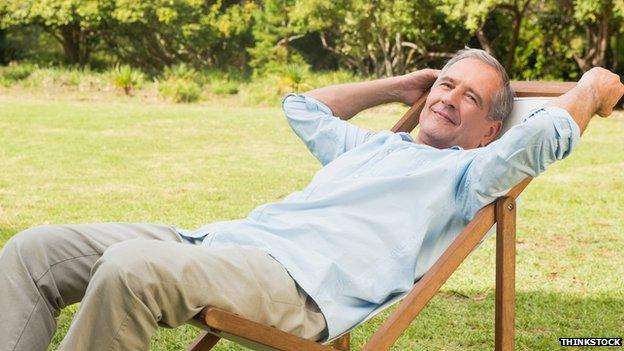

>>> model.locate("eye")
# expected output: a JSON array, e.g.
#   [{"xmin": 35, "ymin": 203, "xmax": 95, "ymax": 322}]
[
  {"xmin": 439, "ymin": 82, "xmax": 452, "ymax": 89},
  {"xmin": 467, "ymin": 94, "xmax": 478, "ymax": 104}
]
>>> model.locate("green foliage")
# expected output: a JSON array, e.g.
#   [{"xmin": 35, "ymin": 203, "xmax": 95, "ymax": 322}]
[
  {"xmin": 278, "ymin": 64, "xmax": 309, "ymax": 92},
  {"xmin": 249, "ymin": 0, "xmax": 465, "ymax": 76},
  {"xmin": 3, "ymin": 0, "xmax": 624, "ymax": 84},
  {"xmin": 108, "ymin": 0, "xmax": 256, "ymax": 72},
  {"xmin": 248, "ymin": 0, "xmax": 303, "ymax": 72},
  {"xmin": 110, "ymin": 64, "xmax": 145, "ymax": 95},
  {"xmin": 163, "ymin": 64, "xmax": 200, "ymax": 83},
  {"xmin": 439, "ymin": 0, "xmax": 624, "ymax": 77},
  {"xmin": 0, "ymin": 62, "xmax": 35, "ymax": 85},
  {"xmin": 158, "ymin": 63, "xmax": 204, "ymax": 102},
  {"xmin": 158, "ymin": 78, "xmax": 202, "ymax": 103},
  {"xmin": 0, "ymin": 0, "xmax": 109, "ymax": 65},
  {"xmin": 211, "ymin": 81, "xmax": 239, "ymax": 95}
]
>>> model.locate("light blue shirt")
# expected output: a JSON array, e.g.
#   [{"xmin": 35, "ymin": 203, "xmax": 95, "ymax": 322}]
[{"xmin": 176, "ymin": 94, "xmax": 580, "ymax": 340}]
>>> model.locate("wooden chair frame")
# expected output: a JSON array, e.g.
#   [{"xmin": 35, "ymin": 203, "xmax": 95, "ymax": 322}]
[{"xmin": 186, "ymin": 81, "xmax": 578, "ymax": 351}]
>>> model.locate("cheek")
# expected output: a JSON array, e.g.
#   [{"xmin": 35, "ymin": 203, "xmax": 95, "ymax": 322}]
[{"xmin": 458, "ymin": 115, "xmax": 491, "ymax": 141}]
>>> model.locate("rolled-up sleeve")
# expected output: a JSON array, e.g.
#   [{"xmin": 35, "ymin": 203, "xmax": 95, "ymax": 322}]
[
  {"xmin": 282, "ymin": 93, "xmax": 375, "ymax": 165},
  {"xmin": 457, "ymin": 107, "xmax": 581, "ymax": 220}
]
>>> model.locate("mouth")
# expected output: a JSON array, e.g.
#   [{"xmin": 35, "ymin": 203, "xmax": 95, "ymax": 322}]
[{"xmin": 432, "ymin": 109, "xmax": 458, "ymax": 126}]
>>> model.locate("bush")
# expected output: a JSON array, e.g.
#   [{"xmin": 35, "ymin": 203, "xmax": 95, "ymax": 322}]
[
  {"xmin": 163, "ymin": 64, "xmax": 200, "ymax": 83},
  {"xmin": 277, "ymin": 64, "xmax": 310, "ymax": 92},
  {"xmin": 158, "ymin": 78, "xmax": 202, "ymax": 103},
  {"xmin": 237, "ymin": 68, "xmax": 358, "ymax": 106},
  {"xmin": 0, "ymin": 62, "xmax": 36, "ymax": 86},
  {"xmin": 238, "ymin": 75, "xmax": 281, "ymax": 105},
  {"xmin": 21, "ymin": 68, "xmax": 82, "ymax": 89},
  {"xmin": 211, "ymin": 80, "xmax": 239, "ymax": 95},
  {"xmin": 110, "ymin": 64, "xmax": 145, "ymax": 95}
]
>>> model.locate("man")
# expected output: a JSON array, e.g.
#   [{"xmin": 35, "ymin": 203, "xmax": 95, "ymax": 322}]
[{"xmin": 0, "ymin": 49, "xmax": 622, "ymax": 350}]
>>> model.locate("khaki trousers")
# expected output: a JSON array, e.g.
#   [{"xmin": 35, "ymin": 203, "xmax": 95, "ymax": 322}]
[{"xmin": 0, "ymin": 223, "xmax": 327, "ymax": 351}]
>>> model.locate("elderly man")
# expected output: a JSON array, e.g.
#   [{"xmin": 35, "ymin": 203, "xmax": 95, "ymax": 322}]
[{"xmin": 0, "ymin": 49, "xmax": 622, "ymax": 351}]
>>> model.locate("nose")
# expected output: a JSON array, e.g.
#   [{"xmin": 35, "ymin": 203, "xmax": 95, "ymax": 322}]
[{"xmin": 441, "ymin": 89, "xmax": 460, "ymax": 109}]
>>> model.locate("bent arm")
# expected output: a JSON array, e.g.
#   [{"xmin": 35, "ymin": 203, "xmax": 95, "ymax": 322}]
[
  {"xmin": 547, "ymin": 67, "xmax": 624, "ymax": 133},
  {"xmin": 282, "ymin": 94, "xmax": 374, "ymax": 165},
  {"xmin": 304, "ymin": 69, "xmax": 439, "ymax": 120},
  {"xmin": 304, "ymin": 77, "xmax": 408, "ymax": 120},
  {"xmin": 459, "ymin": 68, "xmax": 624, "ymax": 220},
  {"xmin": 457, "ymin": 107, "xmax": 580, "ymax": 220}
]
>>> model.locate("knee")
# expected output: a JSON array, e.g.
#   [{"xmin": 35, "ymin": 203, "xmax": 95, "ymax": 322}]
[
  {"xmin": 2, "ymin": 225, "xmax": 67, "ymax": 259},
  {"xmin": 91, "ymin": 241, "xmax": 163, "ymax": 295}
]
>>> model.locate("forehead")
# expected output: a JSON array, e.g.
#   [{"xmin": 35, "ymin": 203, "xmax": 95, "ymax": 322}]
[{"xmin": 440, "ymin": 58, "xmax": 502, "ymax": 101}]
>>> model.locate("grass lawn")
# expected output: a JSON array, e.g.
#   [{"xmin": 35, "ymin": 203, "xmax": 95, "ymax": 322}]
[{"xmin": 0, "ymin": 95, "xmax": 622, "ymax": 350}]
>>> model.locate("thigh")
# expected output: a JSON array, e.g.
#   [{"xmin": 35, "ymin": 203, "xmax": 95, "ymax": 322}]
[
  {"xmin": 4, "ymin": 222, "xmax": 181, "ymax": 306},
  {"xmin": 98, "ymin": 241, "xmax": 326, "ymax": 339}
]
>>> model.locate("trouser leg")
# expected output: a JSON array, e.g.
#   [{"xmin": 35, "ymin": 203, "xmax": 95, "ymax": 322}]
[
  {"xmin": 59, "ymin": 241, "xmax": 327, "ymax": 350},
  {"xmin": 0, "ymin": 223, "xmax": 181, "ymax": 351}
]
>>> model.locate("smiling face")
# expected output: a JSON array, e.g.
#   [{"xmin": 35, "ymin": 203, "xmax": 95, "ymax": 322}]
[{"xmin": 415, "ymin": 58, "xmax": 504, "ymax": 149}]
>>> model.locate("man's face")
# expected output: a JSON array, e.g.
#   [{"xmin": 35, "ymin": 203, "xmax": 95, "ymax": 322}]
[{"xmin": 416, "ymin": 58, "xmax": 504, "ymax": 149}]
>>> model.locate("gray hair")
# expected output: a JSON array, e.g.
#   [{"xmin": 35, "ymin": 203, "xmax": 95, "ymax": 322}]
[{"xmin": 439, "ymin": 48, "xmax": 514, "ymax": 122}]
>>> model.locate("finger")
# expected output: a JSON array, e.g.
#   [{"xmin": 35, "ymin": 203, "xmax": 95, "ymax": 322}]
[{"xmin": 423, "ymin": 69, "xmax": 440, "ymax": 79}]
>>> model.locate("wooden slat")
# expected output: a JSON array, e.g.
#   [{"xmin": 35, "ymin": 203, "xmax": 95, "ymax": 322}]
[
  {"xmin": 511, "ymin": 81, "xmax": 576, "ymax": 97},
  {"xmin": 495, "ymin": 197, "xmax": 516, "ymax": 351},
  {"xmin": 202, "ymin": 307, "xmax": 336, "ymax": 351},
  {"xmin": 390, "ymin": 81, "xmax": 576, "ymax": 135},
  {"xmin": 187, "ymin": 331, "xmax": 220, "ymax": 351},
  {"xmin": 363, "ymin": 202, "xmax": 498, "ymax": 351},
  {"xmin": 391, "ymin": 93, "xmax": 427, "ymax": 133},
  {"xmin": 332, "ymin": 333, "xmax": 350, "ymax": 351}
]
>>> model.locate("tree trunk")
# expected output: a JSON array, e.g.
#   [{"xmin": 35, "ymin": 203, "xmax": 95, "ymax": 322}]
[
  {"xmin": 573, "ymin": 6, "xmax": 610, "ymax": 72},
  {"xmin": 477, "ymin": 23, "xmax": 495, "ymax": 55},
  {"xmin": 504, "ymin": 0, "xmax": 531, "ymax": 72},
  {"xmin": 591, "ymin": 15, "xmax": 609, "ymax": 67},
  {"xmin": 0, "ymin": 29, "xmax": 6, "ymax": 64},
  {"xmin": 59, "ymin": 23, "xmax": 81, "ymax": 65}
]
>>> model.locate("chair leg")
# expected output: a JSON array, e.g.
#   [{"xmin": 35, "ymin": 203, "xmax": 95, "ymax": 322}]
[
  {"xmin": 495, "ymin": 197, "xmax": 516, "ymax": 351},
  {"xmin": 187, "ymin": 331, "xmax": 221, "ymax": 351},
  {"xmin": 332, "ymin": 333, "xmax": 350, "ymax": 351}
]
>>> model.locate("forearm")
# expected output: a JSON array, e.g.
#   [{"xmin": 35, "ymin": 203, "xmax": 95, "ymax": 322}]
[
  {"xmin": 547, "ymin": 67, "xmax": 624, "ymax": 132},
  {"xmin": 546, "ymin": 85, "xmax": 597, "ymax": 134},
  {"xmin": 303, "ymin": 76, "xmax": 408, "ymax": 120}
]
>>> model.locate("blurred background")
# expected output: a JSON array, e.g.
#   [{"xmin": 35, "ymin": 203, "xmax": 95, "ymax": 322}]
[{"xmin": 0, "ymin": 0, "xmax": 623, "ymax": 105}]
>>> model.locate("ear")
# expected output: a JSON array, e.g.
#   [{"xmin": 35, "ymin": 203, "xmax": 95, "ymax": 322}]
[{"xmin": 479, "ymin": 120, "xmax": 502, "ymax": 147}]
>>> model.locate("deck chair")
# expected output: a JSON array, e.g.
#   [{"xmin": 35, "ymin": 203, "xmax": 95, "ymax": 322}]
[{"xmin": 186, "ymin": 81, "xmax": 579, "ymax": 351}]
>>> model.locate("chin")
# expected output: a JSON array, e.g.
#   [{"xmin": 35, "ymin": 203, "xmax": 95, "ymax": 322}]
[{"xmin": 417, "ymin": 130, "xmax": 453, "ymax": 149}]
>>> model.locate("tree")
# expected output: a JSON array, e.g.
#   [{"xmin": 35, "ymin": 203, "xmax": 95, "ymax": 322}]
[
  {"xmin": 560, "ymin": 0, "xmax": 624, "ymax": 72},
  {"xmin": 441, "ymin": 0, "xmax": 534, "ymax": 73},
  {"xmin": 107, "ymin": 0, "xmax": 256, "ymax": 72},
  {"xmin": 0, "ymin": 0, "xmax": 106, "ymax": 66},
  {"xmin": 247, "ymin": 0, "xmax": 304, "ymax": 72},
  {"xmin": 250, "ymin": 0, "xmax": 466, "ymax": 76}
]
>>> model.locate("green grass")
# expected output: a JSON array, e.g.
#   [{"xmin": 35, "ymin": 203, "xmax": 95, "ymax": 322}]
[{"xmin": 0, "ymin": 96, "xmax": 622, "ymax": 350}]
